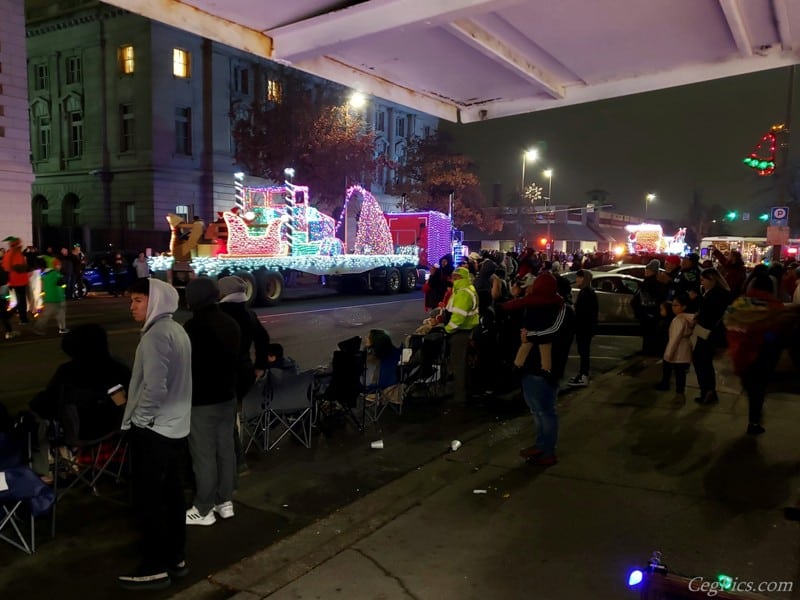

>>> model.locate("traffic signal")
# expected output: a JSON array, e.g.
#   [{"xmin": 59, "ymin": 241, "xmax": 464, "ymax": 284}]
[
  {"xmin": 726, "ymin": 211, "xmax": 738, "ymax": 220},
  {"xmin": 539, "ymin": 237, "xmax": 548, "ymax": 246},
  {"xmin": 758, "ymin": 213, "xmax": 769, "ymax": 221}
]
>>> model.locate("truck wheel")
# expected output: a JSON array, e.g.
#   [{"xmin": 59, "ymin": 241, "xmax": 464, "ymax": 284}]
[
  {"xmin": 256, "ymin": 270, "xmax": 283, "ymax": 306},
  {"xmin": 232, "ymin": 271, "xmax": 257, "ymax": 306},
  {"xmin": 399, "ymin": 268, "xmax": 418, "ymax": 292},
  {"xmin": 385, "ymin": 268, "xmax": 401, "ymax": 294}
]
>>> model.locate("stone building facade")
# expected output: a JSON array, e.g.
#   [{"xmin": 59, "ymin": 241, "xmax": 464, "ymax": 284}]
[
  {"xmin": 24, "ymin": 0, "xmax": 438, "ymax": 252},
  {"xmin": 0, "ymin": 0, "xmax": 35, "ymax": 243}
]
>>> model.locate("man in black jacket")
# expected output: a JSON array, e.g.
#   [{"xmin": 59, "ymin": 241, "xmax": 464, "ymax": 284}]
[
  {"xmin": 183, "ymin": 277, "xmax": 241, "ymax": 526},
  {"xmin": 567, "ymin": 270, "xmax": 599, "ymax": 387},
  {"xmin": 217, "ymin": 276, "xmax": 270, "ymax": 476},
  {"xmin": 518, "ymin": 300, "xmax": 575, "ymax": 466}
]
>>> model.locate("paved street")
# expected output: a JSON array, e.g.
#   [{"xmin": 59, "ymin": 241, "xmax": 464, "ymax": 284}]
[{"xmin": 3, "ymin": 290, "xmax": 797, "ymax": 599}]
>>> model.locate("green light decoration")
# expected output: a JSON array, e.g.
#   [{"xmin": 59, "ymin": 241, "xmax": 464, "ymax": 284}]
[
  {"xmin": 717, "ymin": 574, "xmax": 733, "ymax": 591},
  {"xmin": 742, "ymin": 124, "xmax": 786, "ymax": 176}
]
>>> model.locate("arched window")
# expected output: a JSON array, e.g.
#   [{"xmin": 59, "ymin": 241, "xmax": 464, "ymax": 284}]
[
  {"xmin": 32, "ymin": 195, "xmax": 49, "ymax": 227},
  {"xmin": 62, "ymin": 193, "xmax": 80, "ymax": 226}
]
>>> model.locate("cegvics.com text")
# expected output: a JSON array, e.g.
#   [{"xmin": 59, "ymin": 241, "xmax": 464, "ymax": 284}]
[{"xmin": 688, "ymin": 576, "xmax": 793, "ymax": 597}]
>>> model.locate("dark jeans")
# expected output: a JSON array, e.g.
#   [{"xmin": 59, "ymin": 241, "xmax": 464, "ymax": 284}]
[
  {"xmin": 692, "ymin": 338, "xmax": 717, "ymax": 396},
  {"xmin": 521, "ymin": 373, "xmax": 558, "ymax": 457},
  {"xmin": 741, "ymin": 341, "xmax": 783, "ymax": 424},
  {"xmin": 11, "ymin": 285, "xmax": 29, "ymax": 323},
  {"xmin": 662, "ymin": 361, "xmax": 689, "ymax": 393},
  {"xmin": 448, "ymin": 330, "xmax": 472, "ymax": 404},
  {"xmin": 576, "ymin": 333, "xmax": 592, "ymax": 376},
  {"xmin": 129, "ymin": 426, "xmax": 188, "ymax": 572}
]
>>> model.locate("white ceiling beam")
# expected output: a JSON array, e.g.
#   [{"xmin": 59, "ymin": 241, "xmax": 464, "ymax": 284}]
[
  {"xmin": 459, "ymin": 52, "xmax": 800, "ymax": 122},
  {"xmin": 718, "ymin": 0, "xmax": 754, "ymax": 57},
  {"xmin": 447, "ymin": 18, "xmax": 564, "ymax": 99},
  {"xmin": 772, "ymin": 0, "xmax": 795, "ymax": 51},
  {"xmin": 269, "ymin": 0, "xmax": 500, "ymax": 61},
  {"xmin": 102, "ymin": 0, "xmax": 272, "ymax": 57},
  {"xmin": 292, "ymin": 56, "xmax": 460, "ymax": 122}
]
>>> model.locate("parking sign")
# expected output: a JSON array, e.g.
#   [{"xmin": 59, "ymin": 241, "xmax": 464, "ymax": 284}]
[{"xmin": 770, "ymin": 206, "xmax": 789, "ymax": 226}]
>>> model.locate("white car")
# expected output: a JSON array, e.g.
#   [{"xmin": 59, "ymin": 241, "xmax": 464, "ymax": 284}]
[{"xmin": 570, "ymin": 272, "xmax": 641, "ymax": 323}]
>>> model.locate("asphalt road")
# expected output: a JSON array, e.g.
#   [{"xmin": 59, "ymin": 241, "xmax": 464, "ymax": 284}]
[{"xmin": 0, "ymin": 287, "xmax": 641, "ymax": 600}]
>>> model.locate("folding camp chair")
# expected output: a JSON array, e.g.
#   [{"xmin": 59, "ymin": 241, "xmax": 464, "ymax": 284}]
[
  {"xmin": 312, "ymin": 343, "xmax": 368, "ymax": 433},
  {"xmin": 241, "ymin": 370, "xmax": 316, "ymax": 452},
  {"xmin": 50, "ymin": 385, "xmax": 129, "ymax": 536},
  {"xmin": 401, "ymin": 331, "xmax": 448, "ymax": 401},
  {"xmin": 364, "ymin": 346, "xmax": 403, "ymax": 423},
  {"xmin": 0, "ymin": 430, "xmax": 54, "ymax": 554}
]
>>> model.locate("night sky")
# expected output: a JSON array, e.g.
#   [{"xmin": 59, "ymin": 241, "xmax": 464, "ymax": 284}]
[{"xmin": 442, "ymin": 66, "xmax": 799, "ymax": 235}]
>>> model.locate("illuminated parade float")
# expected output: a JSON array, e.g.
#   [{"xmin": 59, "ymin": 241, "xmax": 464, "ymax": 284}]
[{"xmin": 151, "ymin": 181, "xmax": 437, "ymax": 305}]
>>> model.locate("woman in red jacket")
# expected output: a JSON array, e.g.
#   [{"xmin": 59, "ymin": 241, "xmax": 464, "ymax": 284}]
[{"xmin": 2, "ymin": 237, "xmax": 31, "ymax": 324}]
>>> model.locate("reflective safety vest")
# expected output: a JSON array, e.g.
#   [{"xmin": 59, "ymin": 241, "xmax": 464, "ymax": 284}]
[{"xmin": 445, "ymin": 284, "xmax": 480, "ymax": 333}]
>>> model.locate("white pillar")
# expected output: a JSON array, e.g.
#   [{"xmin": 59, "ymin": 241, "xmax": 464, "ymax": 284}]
[{"xmin": 0, "ymin": 0, "xmax": 34, "ymax": 242}]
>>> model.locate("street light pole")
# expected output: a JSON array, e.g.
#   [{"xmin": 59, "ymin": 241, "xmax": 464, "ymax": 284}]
[
  {"xmin": 544, "ymin": 169, "xmax": 553, "ymax": 260},
  {"xmin": 645, "ymin": 193, "xmax": 656, "ymax": 216},
  {"xmin": 521, "ymin": 148, "xmax": 538, "ymax": 200}
]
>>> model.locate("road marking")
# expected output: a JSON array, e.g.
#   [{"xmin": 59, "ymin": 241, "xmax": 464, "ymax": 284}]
[{"xmin": 258, "ymin": 298, "xmax": 419, "ymax": 320}]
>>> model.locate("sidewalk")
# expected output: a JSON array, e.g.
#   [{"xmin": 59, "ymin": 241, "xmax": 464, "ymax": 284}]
[{"xmin": 174, "ymin": 354, "xmax": 800, "ymax": 599}]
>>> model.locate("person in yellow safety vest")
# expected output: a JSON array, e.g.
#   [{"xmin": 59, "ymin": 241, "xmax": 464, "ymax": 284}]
[{"xmin": 445, "ymin": 266, "xmax": 480, "ymax": 404}]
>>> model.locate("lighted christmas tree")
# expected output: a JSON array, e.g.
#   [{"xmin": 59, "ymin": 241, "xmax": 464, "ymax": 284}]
[{"xmin": 353, "ymin": 187, "xmax": 394, "ymax": 255}]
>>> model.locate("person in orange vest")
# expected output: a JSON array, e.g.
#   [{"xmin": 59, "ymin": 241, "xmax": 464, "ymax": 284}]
[{"xmin": 2, "ymin": 236, "xmax": 31, "ymax": 324}]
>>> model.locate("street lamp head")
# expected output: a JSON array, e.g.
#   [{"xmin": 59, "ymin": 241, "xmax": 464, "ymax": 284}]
[
  {"xmin": 349, "ymin": 91, "xmax": 367, "ymax": 109},
  {"xmin": 523, "ymin": 148, "xmax": 539, "ymax": 162},
  {"xmin": 646, "ymin": 193, "xmax": 656, "ymax": 202},
  {"xmin": 543, "ymin": 169, "xmax": 553, "ymax": 179},
  {"xmin": 283, "ymin": 167, "xmax": 296, "ymax": 178}
]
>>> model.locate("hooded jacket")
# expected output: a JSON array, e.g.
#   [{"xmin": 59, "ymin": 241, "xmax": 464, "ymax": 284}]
[
  {"xmin": 122, "ymin": 279, "xmax": 192, "ymax": 438},
  {"xmin": 1, "ymin": 243, "xmax": 30, "ymax": 287},
  {"xmin": 444, "ymin": 267, "xmax": 479, "ymax": 333}
]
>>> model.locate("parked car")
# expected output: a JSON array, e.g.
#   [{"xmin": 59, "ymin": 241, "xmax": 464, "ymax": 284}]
[
  {"xmin": 592, "ymin": 264, "xmax": 665, "ymax": 279},
  {"xmin": 76, "ymin": 252, "xmax": 137, "ymax": 297},
  {"xmin": 571, "ymin": 272, "xmax": 641, "ymax": 323}
]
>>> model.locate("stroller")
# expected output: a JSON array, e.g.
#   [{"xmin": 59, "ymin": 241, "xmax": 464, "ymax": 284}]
[{"xmin": 400, "ymin": 330, "xmax": 448, "ymax": 401}]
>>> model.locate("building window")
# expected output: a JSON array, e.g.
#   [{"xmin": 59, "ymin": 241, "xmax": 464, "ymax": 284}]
[
  {"xmin": 267, "ymin": 79, "xmax": 282, "ymax": 103},
  {"xmin": 38, "ymin": 117, "xmax": 51, "ymax": 160},
  {"xmin": 173, "ymin": 48, "xmax": 190, "ymax": 78},
  {"xmin": 68, "ymin": 111, "xmax": 83, "ymax": 158},
  {"xmin": 119, "ymin": 103, "xmax": 134, "ymax": 152},
  {"xmin": 233, "ymin": 66, "xmax": 250, "ymax": 95},
  {"xmin": 123, "ymin": 202, "xmax": 136, "ymax": 229},
  {"xmin": 66, "ymin": 56, "xmax": 82, "ymax": 84},
  {"xmin": 175, "ymin": 107, "xmax": 192, "ymax": 155},
  {"xmin": 423, "ymin": 125, "xmax": 431, "ymax": 137},
  {"xmin": 119, "ymin": 45, "xmax": 135, "ymax": 74},
  {"xmin": 375, "ymin": 111, "xmax": 385, "ymax": 132},
  {"xmin": 35, "ymin": 64, "xmax": 49, "ymax": 90},
  {"xmin": 396, "ymin": 118, "xmax": 405, "ymax": 138}
]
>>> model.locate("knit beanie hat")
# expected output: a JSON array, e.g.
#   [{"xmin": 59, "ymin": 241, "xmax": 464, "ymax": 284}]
[
  {"xmin": 645, "ymin": 259, "xmax": 661, "ymax": 273},
  {"xmin": 185, "ymin": 277, "xmax": 219, "ymax": 309},
  {"xmin": 218, "ymin": 275, "xmax": 247, "ymax": 298}
]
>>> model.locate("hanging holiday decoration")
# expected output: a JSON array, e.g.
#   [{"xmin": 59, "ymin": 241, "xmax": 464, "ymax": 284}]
[{"xmin": 742, "ymin": 124, "xmax": 787, "ymax": 176}]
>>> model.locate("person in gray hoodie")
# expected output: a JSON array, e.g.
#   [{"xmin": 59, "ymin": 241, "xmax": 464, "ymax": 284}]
[{"xmin": 118, "ymin": 278, "xmax": 192, "ymax": 591}]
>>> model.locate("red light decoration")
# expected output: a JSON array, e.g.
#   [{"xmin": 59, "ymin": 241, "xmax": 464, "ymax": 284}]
[{"xmin": 742, "ymin": 124, "xmax": 786, "ymax": 176}]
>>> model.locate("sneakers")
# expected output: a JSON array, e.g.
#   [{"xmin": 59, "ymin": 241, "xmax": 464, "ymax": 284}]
[
  {"xmin": 168, "ymin": 560, "xmax": 189, "ymax": 579},
  {"xmin": 117, "ymin": 568, "xmax": 171, "ymax": 590},
  {"xmin": 695, "ymin": 391, "xmax": 719, "ymax": 405},
  {"xmin": 746, "ymin": 423, "xmax": 765, "ymax": 436},
  {"xmin": 527, "ymin": 454, "xmax": 558, "ymax": 467},
  {"xmin": 213, "ymin": 501, "xmax": 235, "ymax": 519},
  {"xmin": 567, "ymin": 375, "xmax": 588, "ymax": 387},
  {"xmin": 185, "ymin": 506, "xmax": 216, "ymax": 526},
  {"xmin": 519, "ymin": 446, "xmax": 544, "ymax": 459},
  {"xmin": 58, "ymin": 328, "xmax": 70, "ymax": 334},
  {"xmin": 4, "ymin": 331, "xmax": 19, "ymax": 340}
]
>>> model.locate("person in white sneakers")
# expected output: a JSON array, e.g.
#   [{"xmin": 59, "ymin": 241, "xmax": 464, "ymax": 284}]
[
  {"xmin": 567, "ymin": 269, "xmax": 598, "ymax": 387},
  {"xmin": 183, "ymin": 277, "xmax": 241, "ymax": 527}
]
